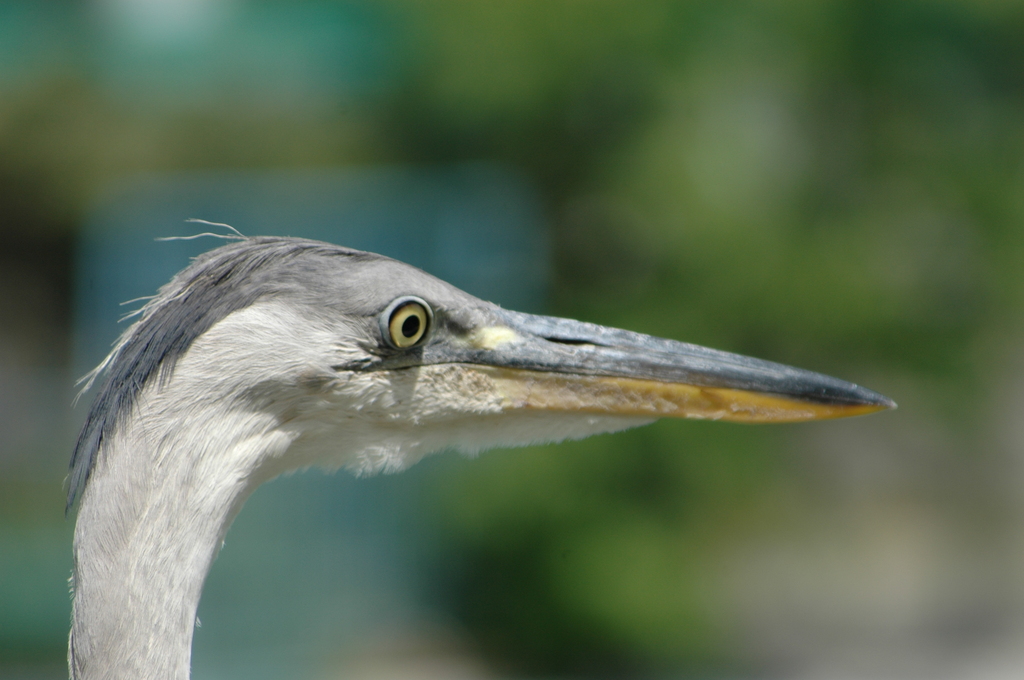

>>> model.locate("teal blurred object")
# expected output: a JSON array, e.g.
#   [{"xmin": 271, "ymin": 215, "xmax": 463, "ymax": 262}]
[
  {"xmin": 67, "ymin": 165, "xmax": 545, "ymax": 680},
  {"xmin": 0, "ymin": 1, "xmax": 397, "ymax": 104}
]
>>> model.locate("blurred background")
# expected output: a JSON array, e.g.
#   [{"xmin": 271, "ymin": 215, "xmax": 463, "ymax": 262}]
[{"xmin": 2, "ymin": 1, "xmax": 1024, "ymax": 678}]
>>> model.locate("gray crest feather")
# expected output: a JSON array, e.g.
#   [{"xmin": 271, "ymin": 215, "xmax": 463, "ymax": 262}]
[{"xmin": 67, "ymin": 236, "xmax": 375, "ymax": 512}]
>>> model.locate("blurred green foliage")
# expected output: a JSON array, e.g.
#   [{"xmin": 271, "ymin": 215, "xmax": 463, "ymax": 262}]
[
  {"xmin": 3, "ymin": 0, "xmax": 1024, "ymax": 676},
  {"xmin": 410, "ymin": 0, "xmax": 1024, "ymax": 674}
]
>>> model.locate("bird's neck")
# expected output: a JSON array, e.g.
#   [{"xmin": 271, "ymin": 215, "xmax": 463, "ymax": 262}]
[{"xmin": 69, "ymin": 401, "xmax": 296, "ymax": 680}]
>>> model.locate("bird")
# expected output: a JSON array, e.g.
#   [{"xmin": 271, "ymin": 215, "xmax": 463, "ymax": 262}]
[{"xmin": 66, "ymin": 235, "xmax": 894, "ymax": 680}]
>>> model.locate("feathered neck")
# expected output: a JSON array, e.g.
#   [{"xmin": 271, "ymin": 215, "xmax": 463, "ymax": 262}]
[{"xmin": 69, "ymin": 306, "xmax": 305, "ymax": 680}]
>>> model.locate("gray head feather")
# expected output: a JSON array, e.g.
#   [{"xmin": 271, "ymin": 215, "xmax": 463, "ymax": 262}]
[{"xmin": 67, "ymin": 237, "xmax": 377, "ymax": 512}]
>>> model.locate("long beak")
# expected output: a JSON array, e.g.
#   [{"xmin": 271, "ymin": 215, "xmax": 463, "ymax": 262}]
[{"xmin": 419, "ymin": 309, "xmax": 896, "ymax": 423}]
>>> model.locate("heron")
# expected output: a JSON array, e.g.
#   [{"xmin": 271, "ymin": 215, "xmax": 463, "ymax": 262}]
[{"xmin": 67, "ymin": 235, "xmax": 894, "ymax": 679}]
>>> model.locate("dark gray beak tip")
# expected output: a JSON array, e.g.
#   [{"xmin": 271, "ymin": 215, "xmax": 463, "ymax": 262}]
[
  {"xmin": 841, "ymin": 382, "xmax": 897, "ymax": 410},
  {"xmin": 872, "ymin": 392, "xmax": 898, "ymax": 411}
]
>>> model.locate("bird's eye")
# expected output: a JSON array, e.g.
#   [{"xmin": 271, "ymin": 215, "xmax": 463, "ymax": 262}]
[{"xmin": 383, "ymin": 297, "xmax": 432, "ymax": 349}]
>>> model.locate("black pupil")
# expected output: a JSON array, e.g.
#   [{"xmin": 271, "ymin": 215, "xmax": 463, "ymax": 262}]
[{"xmin": 401, "ymin": 314, "xmax": 421, "ymax": 338}]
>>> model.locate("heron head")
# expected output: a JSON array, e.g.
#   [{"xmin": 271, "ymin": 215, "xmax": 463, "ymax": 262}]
[{"xmin": 70, "ymin": 237, "xmax": 894, "ymax": 507}]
